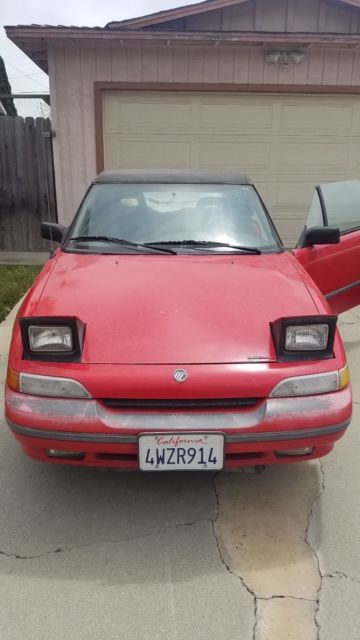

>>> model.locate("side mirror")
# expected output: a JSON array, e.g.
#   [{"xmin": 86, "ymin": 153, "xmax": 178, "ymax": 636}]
[
  {"xmin": 301, "ymin": 226, "xmax": 340, "ymax": 248},
  {"xmin": 41, "ymin": 222, "xmax": 67, "ymax": 243}
]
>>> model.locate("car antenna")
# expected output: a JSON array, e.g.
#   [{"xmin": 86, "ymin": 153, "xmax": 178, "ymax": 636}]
[{"xmin": 40, "ymin": 104, "xmax": 55, "ymax": 255}]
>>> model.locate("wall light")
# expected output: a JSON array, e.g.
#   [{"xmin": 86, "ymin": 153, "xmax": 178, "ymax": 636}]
[
  {"xmin": 290, "ymin": 51, "xmax": 305, "ymax": 64},
  {"xmin": 265, "ymin": 50, "xmax": 305, "ymax": 67}
]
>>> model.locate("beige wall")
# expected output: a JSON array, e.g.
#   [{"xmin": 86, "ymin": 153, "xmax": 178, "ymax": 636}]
[{"xmin": 49, "ymin": 40, "xmax": 360, "ymax": 226}]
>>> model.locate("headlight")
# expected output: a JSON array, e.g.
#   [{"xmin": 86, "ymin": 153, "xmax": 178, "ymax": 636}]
[
  {"xmin": 285, "ymin": 324, "xmax": 329, "ymax": 351},
  {"xmin": 19, "ymin": 317, "xmax": 85, "ymax": 362},
  {"xmin": 271, "ymin": 365, "xmax": 349, "ymax": 397},
  {"xmin": 271, "ymin": 315, "xmax": 337, "ymax": 361},
  {"xmin": 28, "ymin": 326, "xmax": 73, "ymax": 352}
]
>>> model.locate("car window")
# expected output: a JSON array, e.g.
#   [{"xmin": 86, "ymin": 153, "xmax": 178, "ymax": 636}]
[
  {"xmin": 319, "ymin": 181, "xmax": 360, "ymax": 233},
  {"xmin": 67, "ymin": 183, "xmax": 282, "ymax": 253},
  {"xmin": 306, "ymin": 191, "xmax": 324, "ymax": 228}
]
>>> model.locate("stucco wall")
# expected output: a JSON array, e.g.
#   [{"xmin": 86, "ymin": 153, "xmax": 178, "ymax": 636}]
[{"xmin": 49, "ymin": 41, "xmax": 360, "ymax": 225}]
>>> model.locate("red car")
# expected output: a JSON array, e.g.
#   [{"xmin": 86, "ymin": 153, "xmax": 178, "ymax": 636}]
[{"xmin": 5, "ymin": 171, "xmax": 360, "ymax": 471}]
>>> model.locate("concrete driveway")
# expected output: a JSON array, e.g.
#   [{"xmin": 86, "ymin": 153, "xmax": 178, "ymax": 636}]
[{"xmin": 1, "ymin": 304, "xmax": 359, "ymax": 640}]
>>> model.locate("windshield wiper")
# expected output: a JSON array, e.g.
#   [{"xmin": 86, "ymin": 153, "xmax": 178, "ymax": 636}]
[
  {"xmin": 68, "ymin": 236, "xmax": 177, "ymax": 254},
  {"xmin": 147, "ymin": 240, "xmax": 262, "ymax": 254}
]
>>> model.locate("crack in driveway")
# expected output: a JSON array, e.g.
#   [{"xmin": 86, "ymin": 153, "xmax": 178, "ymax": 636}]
[
  {"xmin": 0, "ymin": 516, "xmax": 215, "ymax": 561},
  {"xmin": 211, "ymin": 470, "xmax": 322, "ymax": 640},
  {"xmin": 210, "ymin": 472, "xmax": 258, "ymax": 638},
  {"xmin": 305, "ymin": 460, "xmax": 325, "ymax": 640}
]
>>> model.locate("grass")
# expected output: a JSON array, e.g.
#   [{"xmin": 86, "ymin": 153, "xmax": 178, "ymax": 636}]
[{"xmin": 0, "ymin": 265, "xmax": 42, "ymax": 322}]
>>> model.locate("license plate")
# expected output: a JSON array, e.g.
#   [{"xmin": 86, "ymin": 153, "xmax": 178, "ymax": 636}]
[{"xmin": 139, "ymin": 433, "xmax": 224, "ymax": 471}]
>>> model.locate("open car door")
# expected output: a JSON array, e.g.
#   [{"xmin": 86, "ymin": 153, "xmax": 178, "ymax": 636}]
[{"xmin": 294, "ymin": 181, "xmax": 360, "ymax": 314}]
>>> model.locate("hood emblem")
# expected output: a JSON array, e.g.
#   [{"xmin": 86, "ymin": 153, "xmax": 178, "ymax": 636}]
[{"xmin": 173, "ymin": 369, "xmax": 188, "ymax": 383}]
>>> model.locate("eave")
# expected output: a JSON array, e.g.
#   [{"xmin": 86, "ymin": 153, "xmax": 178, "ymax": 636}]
[
  {"xmin": 5, "ymin": 25, "xmax": 360, "ymax": 74},
  {"xmin": 7, "ymin": 26, "xmax": 360, "ymax": 44}
]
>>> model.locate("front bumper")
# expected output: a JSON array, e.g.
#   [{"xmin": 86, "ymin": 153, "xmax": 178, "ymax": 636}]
[{"xmin": 5, "ymin": 386, "xmax": 352, "ymax": 468}]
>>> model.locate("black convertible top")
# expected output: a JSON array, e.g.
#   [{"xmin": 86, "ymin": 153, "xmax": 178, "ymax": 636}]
[{"xmin": 93, "ymin": 169, "xmax": 252, "ymax": 185}]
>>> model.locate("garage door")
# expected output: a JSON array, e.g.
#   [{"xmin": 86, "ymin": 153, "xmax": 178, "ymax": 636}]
[{"xmin": 103, "ymin": 91, "xmax": 360, "ymax": 245}]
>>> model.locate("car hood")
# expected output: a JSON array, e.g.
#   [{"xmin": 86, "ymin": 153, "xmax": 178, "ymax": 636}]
[{"xmin": 35, "ymin": 251, "xmax": 319, "ymax": 364}]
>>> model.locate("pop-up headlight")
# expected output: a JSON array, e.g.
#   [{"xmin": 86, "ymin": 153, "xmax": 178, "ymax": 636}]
[
  {"xmin": 20, "ymin": 317, "xmax": 85, "ymax": 361},
  {"xmin": 271, "ymin": 315, "xmax": 337, "ymax": 361}
]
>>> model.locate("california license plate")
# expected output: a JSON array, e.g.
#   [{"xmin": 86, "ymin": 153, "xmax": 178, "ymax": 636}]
[{"xmin": 139, "ymin": 433, "xmax": 224, "ymax": 471}]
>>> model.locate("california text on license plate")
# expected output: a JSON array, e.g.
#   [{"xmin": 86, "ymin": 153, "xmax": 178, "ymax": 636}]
[{"xmin": 139, "ymin": 433, "xmax": 224, "ymax": 471}]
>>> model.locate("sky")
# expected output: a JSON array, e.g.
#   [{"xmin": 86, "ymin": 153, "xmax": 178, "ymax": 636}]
[{"xmin": 1, "ymin": 0, "xmax": 195, "ymax": 117}]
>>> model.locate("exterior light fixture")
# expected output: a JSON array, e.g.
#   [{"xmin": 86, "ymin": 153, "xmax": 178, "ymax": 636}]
[{"xmin": 265, "ymin": 50, "xmax": 305, "ymax": 66}]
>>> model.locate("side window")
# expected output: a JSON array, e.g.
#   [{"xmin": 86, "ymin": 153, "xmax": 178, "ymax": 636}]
[
  {"xmin": 320, "ymin": 181, "xmax": 360, "ymax": 234},
  {"xmin": 306, "ymin": 191, "xmax": 324, "ymax": 229}
]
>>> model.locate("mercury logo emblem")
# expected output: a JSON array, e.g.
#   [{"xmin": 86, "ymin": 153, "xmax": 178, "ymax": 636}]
[{"xmin": 173, "ymin": 369, "xmax": 188, "ymax": 383}]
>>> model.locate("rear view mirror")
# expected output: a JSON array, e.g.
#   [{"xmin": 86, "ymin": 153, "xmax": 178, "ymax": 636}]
[
  {"xmin": 300, "ymin": 226, "xmax": 340, "ymax": 248},
  {"xmin": 41, "ymin": 222, "xmax": 67, "ymax": 243}
]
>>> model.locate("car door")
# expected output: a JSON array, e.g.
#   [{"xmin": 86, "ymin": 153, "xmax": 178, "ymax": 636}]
[{"xmin": 294, "ymin": 180, "xmax": 360, "ymax": 314}]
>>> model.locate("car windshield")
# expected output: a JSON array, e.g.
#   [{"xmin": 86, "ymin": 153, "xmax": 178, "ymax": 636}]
[{"xmin": 67, "ymin": 183, "xmax": 282, "ymax": 253}]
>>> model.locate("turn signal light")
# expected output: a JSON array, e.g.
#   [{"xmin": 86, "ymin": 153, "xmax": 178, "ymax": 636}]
[
  {"xmin": 271, "ymin": 364, "xmax": 350, "ymax": 397},
  {"xmin": 6, "ymin": 367, "xmax": 19, "ymax": 391},
  {"xmin": 339, "ymin": 364, "xmax": 350, "ymax": 390}
]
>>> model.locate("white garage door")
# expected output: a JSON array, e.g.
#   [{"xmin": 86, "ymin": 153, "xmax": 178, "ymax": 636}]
[{"xmin": 103, "ymin": 91, "xmax": 360, "ymax": 245}]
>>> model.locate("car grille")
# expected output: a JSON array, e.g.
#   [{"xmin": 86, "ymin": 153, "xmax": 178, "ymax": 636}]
[{"xmin": 101, "ymin": 398, "xmax": 261, "ymax": 410}]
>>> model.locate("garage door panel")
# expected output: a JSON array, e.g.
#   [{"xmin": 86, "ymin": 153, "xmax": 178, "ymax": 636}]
[
  {"xmin": 279, "ymin": 142, "xmax": 350, "ymax": 170},
  {"xmin": 103, "ymin": 91, "xmax": 360, "ymax": 245},
  {"xmin": 105, "ymin": 137, "xmax": 192, "ymax": 168},
  {"xmin": 280, "ymin": 104, "xmax": 354, "ymax": 132},
  {"xmin": 104, "ymin": 94, "xmax": 194, "ymax": 132},
  {"xmin": 199, "ymin": 141, "xmax": 271, "ymax": 171},
  {"xmin": 199, "ymin": 103, "xmax": 273, "ymax": 131}
]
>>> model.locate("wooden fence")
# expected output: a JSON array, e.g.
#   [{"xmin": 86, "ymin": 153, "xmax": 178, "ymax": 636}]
[{"xmin": 0, "ymin": 116, "xmax": 57, "ymax": 251}]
